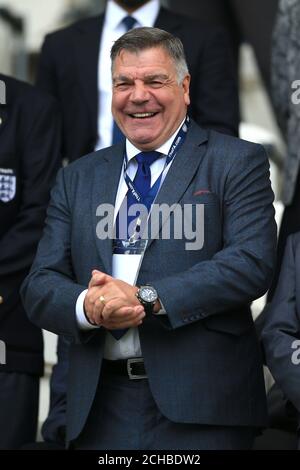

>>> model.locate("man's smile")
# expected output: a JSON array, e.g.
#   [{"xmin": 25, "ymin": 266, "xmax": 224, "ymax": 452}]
[{"xmin": 127, "ymin": 112, "xmax": 159, "ymax": 119}]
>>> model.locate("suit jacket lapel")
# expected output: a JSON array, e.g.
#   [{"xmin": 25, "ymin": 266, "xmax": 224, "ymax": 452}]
[
  {"xmin": 73, "ymin": 15, "xmax": 104, "ymax": 138},
  {"xmin": 145, "ymin": 122, "xmax": 208, "ymax": 250},
  {"xmin": 91, "ymin": 143, "xmax": 124, "ymax": 274}
]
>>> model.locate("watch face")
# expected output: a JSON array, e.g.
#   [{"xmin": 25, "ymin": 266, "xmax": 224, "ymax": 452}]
[{"xmin": 140, "ymin": 286, "xmax": 157, "ymax": 303}]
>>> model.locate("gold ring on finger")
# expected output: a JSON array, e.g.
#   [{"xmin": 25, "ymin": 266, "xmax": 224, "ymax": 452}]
[{"xmin": 99, "ymin": 295, "xmax": 106, "ymax": 305}]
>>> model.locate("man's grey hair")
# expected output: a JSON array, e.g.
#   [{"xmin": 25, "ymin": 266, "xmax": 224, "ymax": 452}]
[{"xmin": 111, "ymin": 27, "xmax": 189, "ymax": 83}]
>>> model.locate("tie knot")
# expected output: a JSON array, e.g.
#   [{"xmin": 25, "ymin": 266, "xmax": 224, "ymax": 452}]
[
  {"xmin": 122, "ymin": 16, "xmax": 136, "ymax": 31},
  {"xmin": 135, "ymin": 151, "xmax": 162, "ymax": 167}
]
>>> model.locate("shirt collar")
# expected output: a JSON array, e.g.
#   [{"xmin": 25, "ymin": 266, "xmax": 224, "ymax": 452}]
[
  {"xmin": 126, "ymin": 118, "xmax": 186, "ymax": 163},
  {"xmin": 105, "ymin": 0, "xmax": 160, "ymax": 30}
]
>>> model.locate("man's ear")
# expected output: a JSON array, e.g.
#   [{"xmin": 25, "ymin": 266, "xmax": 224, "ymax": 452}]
[{"xmin": 182, "ymin": 74, "xmax": 190, "ymax": 106}]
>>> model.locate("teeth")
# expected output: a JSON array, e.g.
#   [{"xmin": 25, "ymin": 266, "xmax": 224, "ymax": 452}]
[{"xmin": 132, "ymin": 113, "xmax": 155, "ymax": 118}]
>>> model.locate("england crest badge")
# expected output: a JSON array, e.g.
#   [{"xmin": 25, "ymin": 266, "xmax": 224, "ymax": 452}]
[{"xmin": 0, "ymin": 168, "xmax": 16, "ymax": 202}]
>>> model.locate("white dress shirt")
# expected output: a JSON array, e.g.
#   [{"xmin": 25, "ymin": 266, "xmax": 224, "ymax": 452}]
[
  {"xmin": 76, "ymin": 121, "xmax": 184, "ymax": 360},
  {"xmin": 95, "ymin": 0, "xmax": 160, "ymax": 150}
]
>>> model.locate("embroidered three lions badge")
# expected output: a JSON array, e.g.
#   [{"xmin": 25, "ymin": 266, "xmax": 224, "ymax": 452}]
[{"xmin": 0, "ymin": 168, "xmax": 16, "ymax": 202}]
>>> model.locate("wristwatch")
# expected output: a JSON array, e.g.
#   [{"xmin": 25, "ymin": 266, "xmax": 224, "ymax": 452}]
[{"xmin": 136, "ymin": 285, "xmax": 158, "ymax": 315}]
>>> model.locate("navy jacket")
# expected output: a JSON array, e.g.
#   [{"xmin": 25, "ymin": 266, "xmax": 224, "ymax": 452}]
[
  {"xmin": 262, "ymin": 232, "xmax": 300, "ymax": 414},
  {"xmin": 0, "ymin": 74, "xmax": 61, "ymax": 375}
]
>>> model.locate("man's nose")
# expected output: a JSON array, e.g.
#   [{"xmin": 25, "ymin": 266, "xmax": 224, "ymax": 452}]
[{"xmin": 130, "ymin": 82, "xmax": 150, "ymax": 103}]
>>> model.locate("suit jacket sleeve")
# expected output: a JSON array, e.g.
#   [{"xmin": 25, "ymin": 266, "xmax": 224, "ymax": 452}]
[
  {"xmin": 0, "ymin": 93, "xmax": 61, "ymax": 280},
  {"xmin": 262, "ymin": 234, "xmax": 300, "ymax": 412},
  {"xmin": 21, "ymin": 167, "xmax": 92, "ymax": 343},
  {"xmin": 192, "ymin": 28, "xmax": 239, "ymax": 137},
  {"xmin": 150, "ymin": 144, "xmax": 276, "ymax": 329},
  {"xmin": 36, "ymin": 35, "xmax": 59, "ymax": 99}
]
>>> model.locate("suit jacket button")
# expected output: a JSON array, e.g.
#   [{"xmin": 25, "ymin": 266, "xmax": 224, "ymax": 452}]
[{"xmin": 0, "ymin": 296, "xmax": 3, "ymax": 304}]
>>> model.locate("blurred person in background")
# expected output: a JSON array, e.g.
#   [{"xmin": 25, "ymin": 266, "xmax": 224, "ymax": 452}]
[
  {"xmin": 262, "ymin": 232, "xmax": 300, "ymax": 449},
  {"xmin": 253, "ymin": 0, "xmax": 300, "ymax": 450},
  {"xmin": 0, "ymin": 73, "xmax": 61, "ymax": 449},
  {"xmin": 268, "ymin": 0, "xmax": 300, "ymax": 300},
  {"xmin": 169, "ymin": 0, "xmax": 279, "ymax": 92}
]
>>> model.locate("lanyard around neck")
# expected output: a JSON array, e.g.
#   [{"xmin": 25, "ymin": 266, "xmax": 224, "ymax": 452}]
[{"xmin": 123, "ymin": 115, "xmax": 190, "ymax": 207}]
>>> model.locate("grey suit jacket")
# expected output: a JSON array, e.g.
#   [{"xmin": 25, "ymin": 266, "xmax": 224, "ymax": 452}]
[
  {"xmin": 262, "ymin": 232, "xmax": 300, "ymax": 413},
  {"xmin": 21, "ymin": 121, "xmax": 276, "ymax": 442}
]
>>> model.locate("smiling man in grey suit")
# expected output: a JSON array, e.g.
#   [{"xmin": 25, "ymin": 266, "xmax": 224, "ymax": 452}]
[{"xmin": 22, "ymin": 27, "xmax": 276, "ymax": 450}]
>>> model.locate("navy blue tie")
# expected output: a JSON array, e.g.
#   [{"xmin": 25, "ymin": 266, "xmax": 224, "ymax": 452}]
[
  {"xmin": 122, "ymin": 15, "xmax": 137, "ymax": 31},
  {"xmin": 116, "ymin": 151, "xmax": 162, "ymax": 240},
  {"xmin": 112, "ymin": 16, "xmax": 137, "ymax": 145},
  {"xmin": 111, "ymin": 151, "xmax": 162, "ymax": 340}
]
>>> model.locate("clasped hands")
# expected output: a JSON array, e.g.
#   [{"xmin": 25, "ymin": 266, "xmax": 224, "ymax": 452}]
[{"xmin": 83, "ymin": 270, "xmax": 145, "ymax": 329}]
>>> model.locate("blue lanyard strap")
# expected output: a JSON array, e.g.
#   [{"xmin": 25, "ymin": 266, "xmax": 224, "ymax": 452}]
[{"xmin": 123, "ymin": 115, "xmax": 190, "ymax": 208}]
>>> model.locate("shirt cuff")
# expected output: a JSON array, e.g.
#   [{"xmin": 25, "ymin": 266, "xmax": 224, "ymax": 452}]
[
  {"xmin": 76, "ymin": 289, "xmax": 100, "ymax": 330},
  {"xmin": 154, "ymin": 298, "xmax": 167, "ymax": 315}
]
